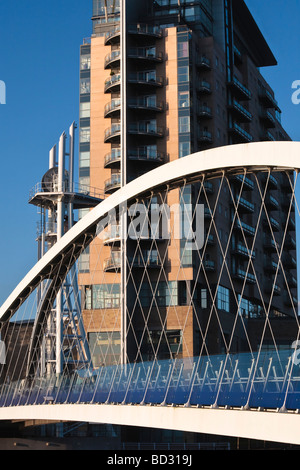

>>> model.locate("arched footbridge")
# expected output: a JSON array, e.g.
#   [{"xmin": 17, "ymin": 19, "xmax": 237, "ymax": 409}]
[{"xmin": 1, "ymin": 142, "xmax": 300, "ymax": 446}]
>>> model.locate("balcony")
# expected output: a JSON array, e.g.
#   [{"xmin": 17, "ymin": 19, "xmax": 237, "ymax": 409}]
[
  {"xmin": 104, "ymin": 98, "xmax": 121, "ymax": 118},
  {"xmin": 284, "ymin": 235, "xmax": 296, "ymax": 250},
  {"xmin": 261, "ymin": 131, "xmax": 276, "ymax": 141},
  {"xmin": 196, "ymin": 56, "xmax": 211, "ymax": 70},
  {"xmin": 229, "ymin": 100, "xmax": 252, "ymax": 123},
  {"xmin": 260, "ymin": 110, "xmax": 276, "ymax": 128},
  {"xmin": 263, "ymin": 216, "xmax": 280, "ymax": 232},
  {"xmin": 233, "ymin": 174, "xmax": 254, "ymax": 190},
  {"xmin": 128, "ymin": 250, "xmax": 161, "ymax": 269},
  {"xmin": 128, "ymin": 71, "xmax": 164, "ymax": 88},
  {"xmin": 265, "ymin": 194, "xmax": 279, "ymax": 211},
  {"xmin": 233, "ymin": 268, "xmax": 256, "ymax": 284},
  {"xmin": 283, "ymin": 292, "xmax": 298, "ymax": 307},
  {"xmin": 264, "ymin": 260, "xmax": 278, "ymax": 273},
  {"xmin": 128, "ymin": 23, "xmax": 162, "ymax": 38},
  {"xmin": 286, "ymin": 273, "xmax": 297, "ymax": 288},
  {"xmin": 232, "ymin": 243, "xmax": 255, "ymax": 259},
  {"xmin": 204, "ymin": 259, "xmax": 215, "ymax": 271},
  {"xmin": 228, "ymin": 76, "xmax": 251, "ymax": 100},
  {"xmin": 128, "ymin": 46, "xmax": 163, "ymax": 62},
  {"xmin": 234, "ymin": 219, "xmax": 255, "ymax": 237},
  {"xmin": 263, "ymin": 236, "xmax": 278, "ymax": 252},
  {"xmin": 233, "ymin": 195, "xmax": 254, "ymax": 213},
  {"xmin": 128, "ymin": 97, "xmax": 164, "ymax": 113},
  {"xmin": 203, "ymin": 181, "xmax": 213, "ymax": 194},
  {"xmin": 265, "ymin": 283, "xmax": 281, "ymax": 296},
  {"xmin": 262, "ymin": 173, "xmax": 278, "ymax": 189},
  {"xmin": 104, "ymin": 74, "xmax": 121, "ymax": 93},
  {"xmin": 104, "ymin": 148, "xmax": 121, "ymax": 168},
  {"xmin": 233, "ymin": 45, "xmax": 243, "ymax": 64},
  {"xmin": 104, "ymin": 27, "xmax": 121, "ymax": 45},
  {"xmin": 197, "ymin": 105, "xmax": 212, "ymax": 119},
  {"xmin": 198, "ymin": 130, "xmax": 212, "ymax": 143},
  {"xmin": 282, "ymin": 254, "xmax": 297, "ymax": 269},
  {"xmin": 197, "ymin": 80, "xmax": 212, "ymax": 94},
  {"xmin": 128, "ymin": 121, "xmax": 164, "ymax": 138},
  {"xmin": 128, "ymin": 147, "xmax": 165, "ymax": 164},
  {"xmin": 104, "ymin": 124, "xmax": 121, "ymax": 143},
  {"xmin": 104, "ymin": 49, "xmax": 121, "ymax": 68},
  {"xmin": 104, "ymin": 252, "xmax": 121, "ymax": 272},
  {"xmin": 103, "ymin": 225, "xmax": 121, "ymax": 245},
  {"xmin": 259, "ymin": 87, "xmax": 279, "ymax": 109},
  {"xmin": 229, "ymin": 122, "xmax": 253, "ymax": 143},
  {"xmin": 104, "ymin": 173, "xmax": 121, "ymax": 194}
]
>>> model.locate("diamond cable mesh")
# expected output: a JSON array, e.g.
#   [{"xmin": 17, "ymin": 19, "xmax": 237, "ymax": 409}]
[{"xmin": 0, "ymin": 167, "xmax": 299, "ymax": 410}]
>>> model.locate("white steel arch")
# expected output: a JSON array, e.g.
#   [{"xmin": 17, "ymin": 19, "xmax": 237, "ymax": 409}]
[{"xmin": 1, "ymin": 141, "xmax": 300, "ymax": 323}]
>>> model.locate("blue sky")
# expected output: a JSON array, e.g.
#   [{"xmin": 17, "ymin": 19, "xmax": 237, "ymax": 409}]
[{"xmin": 0, "ymin": 1, "xmax": 299, "ymax": 304}]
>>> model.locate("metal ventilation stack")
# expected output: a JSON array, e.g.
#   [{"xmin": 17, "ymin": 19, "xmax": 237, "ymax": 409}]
[{"xmin": 28, "ymin": 122, "xmax": 103, "ymax": 378}]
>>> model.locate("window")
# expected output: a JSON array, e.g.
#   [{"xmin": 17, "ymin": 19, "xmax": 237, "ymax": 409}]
[
  {"xmin": 178, "ymin": 65, "xmax": 189, "ymax": 83},
  {"xmin": 79, "ymin": 247, "xmax": 90, "ymax": 273},
  {"xmin": 80, "ymin": 77, "xmax": 90, "ymax": 94},
  {"xmin": 89, "ymin": 331, "xmax": 121, "ymax": 367},
  {"xmin": 80, "ymin": 127, "xmax": 90, "ymax": 143},
  {"xmin": 178, "ymin": 91, "xmax": 190, "ymax": 108},
  {"xmin": 179, "ymin": 141, "xmax": 191, "ymax": 158},
  {"xmin": 80, "ymin": 102, "xmax": 90, "ymax": 118},
  {"xmin": 84, "ymin": 284, "xmax": 120, "ymax": 309},
  {"xmin": 80, "ymin": 54, "xmax": 91, "ymax": 70},
  {"xmin": 79, "ymin": 151, "xmax": 90, "ymax": 168},
  {"xmin": 201, "ymin": 289, "xmax": 207, "ymax": 309},
  {"xmin": 177, "ymin": 41, "xmax": 189, "ymax": 58},
  {"xmin": 217, "ymin": 286, "xmax": 230, "ymax": 312},
  {"xmin": 179, "ymin": 116, "xmax": 190, "ymax": 133}
]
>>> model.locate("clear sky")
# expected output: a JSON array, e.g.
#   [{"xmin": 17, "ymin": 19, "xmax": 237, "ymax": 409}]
[{"xmin": 0, "ymin": 1, "xmax": 299, "ymax": 304}]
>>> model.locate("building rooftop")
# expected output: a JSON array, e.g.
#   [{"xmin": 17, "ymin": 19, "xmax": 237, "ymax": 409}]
[{"xmin": 232, "ymin": 0, "xmax": 277, "ymax": 67}]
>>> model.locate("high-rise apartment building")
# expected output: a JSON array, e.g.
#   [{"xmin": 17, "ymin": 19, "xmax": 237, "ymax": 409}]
[{"xmin": 78, "ymin": 0, "xmax": 297, "ymax": 368}]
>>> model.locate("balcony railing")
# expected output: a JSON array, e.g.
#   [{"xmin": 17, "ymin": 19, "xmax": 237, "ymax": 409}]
[
  {"xmin": 103, "ymin": 225, "xmax": 121, "ymax": 244},
  {"xmin": 104, "ymin": 27, "xmax": 121, "ymax": 45},
  {"xmin": 104, "ymin": 123, "xmax": 121, "ymax": 142},
  {"xmin": 197, "ymin": 80, "xmax": 211, "ymax": 93},
  {"xmin": 128, "ymin": 71, "xmax": 163, "ymax": 87},
  {"xmin": 104, "ymin": 148, "xmax": 121, "ymax": 168},
  {"xmin": 128, "ymin": 251, "xmax": 161, "ymax": 268},
  {"xmin": 231, "ymin": 100, "xmax": 252, "ymax": 122},
  {"xmin": 104, "ymin": 49, "xmax": 121, "ymax": 68},
  {"xmin": 259, "ymin": 87, "xmax": 279, "ymax": 109},
  {"xmin": 197, "ymin": 105, "xmax": 212, "ymax": 118},
  {"xmin": 228, "ymin": 76, "xmax": 251, "ymax": 100},
  {"xmin": 128, "ymin": 122, "xmax": 164, "ymax": 137},
  {"xmin": 104, "ymin": 98, "xmax": 121, "ymax": 117},
  {"xmin": 233, "ymin": 268, "xmax": 256, "ymax": 284},
  {"xmin": 128, "ymin": 97, "xmax": 164, "ymax": 112},
  {"xmin": 234, "ymin": 195, "xmax": 254, "ymax": 213},
  {"xmin": 198, "ymin": 130, "xmax": 212, "ymax": 142},
  {"xmin": 128, "ymin": 23, "xmax": 162, "ymax": 37},
  {"xmin": 229, "ymin": 122, "xmax": 253, "ymax": 142},
  {"xmin": 196, "ymin": 56, "xmax": 211, "ymax": 69},
  {"xmin": 104, "ymin": 174, "xmax": 121, "ymax": 193},
  {"xmin": 104, "ymin": 74, "xmax": 121, "ymax": 93},
  {"xmin": 104, "ymin": 253, "xmax": 121, "ymax": 271},
  {"xmin": 128, "ymin": 147, "xmax": 165, "ymax": 163},
  {"xmin": 128, "ymin": 47, "xmax": 163, "ymax": 62}
]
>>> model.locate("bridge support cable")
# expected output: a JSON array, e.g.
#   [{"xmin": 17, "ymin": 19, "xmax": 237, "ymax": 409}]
[{"xmin": 1, "ymin": 143, "xmax": 300, "ymax": 424}]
